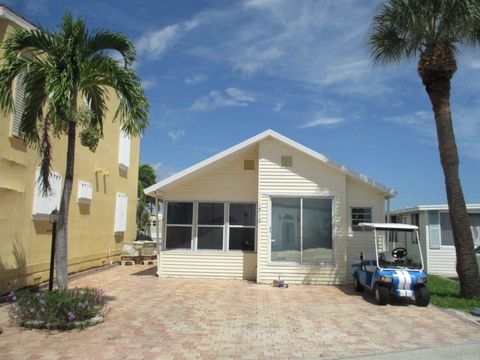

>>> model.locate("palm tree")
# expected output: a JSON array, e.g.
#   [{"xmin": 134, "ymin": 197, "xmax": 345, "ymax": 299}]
[
  {"xmin": 0, "ymin": 13, "xmax": 149, "ymax": 289},
  {"xmin": 369, "ymin": 0, "xmax": 480, "ymax": 298}
]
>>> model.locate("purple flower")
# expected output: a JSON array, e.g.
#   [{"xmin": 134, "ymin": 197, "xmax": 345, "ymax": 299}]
[
  {"xmin": 67, "ymin": 312, "xmax": 76, "ymax": 322},
  {"xmin": 6, "ymin": 291, "xmax": 16, "ymax": 302},
  {"xmin": 38, "ymin": 298, "xmax": 46, "ymax": 305},
  {"xmin": 40, "ymin": 307, "xmax": 45, "ymax": 313},
  {"xmin": 29, "ymin": 307, "xmax": 35, "ymax": 313}
]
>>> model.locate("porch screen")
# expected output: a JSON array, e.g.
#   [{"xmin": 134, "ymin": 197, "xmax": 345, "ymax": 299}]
[
  {"xmin": 271, "ymin": 197, "xmax": 332, "ymax": 264},
  {"xmin": 166, "ymin": 202, "xmax": 193, "ymax": 249}
]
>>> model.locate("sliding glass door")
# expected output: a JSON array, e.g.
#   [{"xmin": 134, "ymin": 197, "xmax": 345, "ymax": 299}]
[{"xmin": 271, "ymin": 197, "xmax": 333, "ymax": 264}]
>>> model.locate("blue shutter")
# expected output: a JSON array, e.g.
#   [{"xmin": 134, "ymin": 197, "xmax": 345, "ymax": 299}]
[{"xmin": 428, "ymin": 211, "xmax": 441, "ymax": 249}]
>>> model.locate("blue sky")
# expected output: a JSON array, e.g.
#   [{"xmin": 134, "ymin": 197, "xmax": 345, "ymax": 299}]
[{"xmin": 6, "ymin": 0, "xmax": 480, "ymax": 209}]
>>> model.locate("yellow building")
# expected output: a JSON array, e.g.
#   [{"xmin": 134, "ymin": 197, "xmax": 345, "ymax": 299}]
[{"xmin": 0, "ymin": 7, "xmax": 140, "ymax": 294}]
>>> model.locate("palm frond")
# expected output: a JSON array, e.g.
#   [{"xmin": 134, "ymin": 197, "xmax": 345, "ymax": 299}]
[
  {"xmin": 92, "ymin": 57, "xmax": 149, "ymax": 136},
  {"xmin": 38, "ymin": 117, "xmax": 52, "ymax": 196},
  {"xmin": 87, "ymin": 31, "xmax": 136, "ymax": 67}
]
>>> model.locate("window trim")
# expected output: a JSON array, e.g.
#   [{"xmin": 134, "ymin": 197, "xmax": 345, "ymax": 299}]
[
  {"xmin": 267, "ymin": 195, "xmax": 335, "ymax": 266},
  {"xmin": 163, "ymin": 200, "xmax": 257, "ymax": 253}
]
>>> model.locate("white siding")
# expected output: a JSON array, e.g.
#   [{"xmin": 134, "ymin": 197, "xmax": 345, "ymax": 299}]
[
  {"xmin": 256, "ymin": 139, "xmax": 348, "ymax": 285},
  {"xmin": 345, "ymin": 178, "xmax": 386, "ymax": 278},
  {"xmin": 158, "ymin": 252, "xmax": 257, "ymax": 280},
  {"xmin": 158, "ymin": 146, "xmax": 259, "ymax": 279},
  {"xmin": 164, "ymin": 146, "xmax": 258, "ymax": 202}
]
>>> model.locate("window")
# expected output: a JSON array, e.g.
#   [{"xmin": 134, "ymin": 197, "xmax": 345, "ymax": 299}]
[
  {"xmin": 11, "ymin": 73, "xmax": 26, "ymax": 137},
  {"xmin": 440, "ymin": 212, "xmax": 480, "ymax": 247},
  {"xmin": 197, "ymin": 203, "xmax": 224, "ymax": 250},
  {"xmin": 271, "ymin": 197, "xmax": 333, "ymax": 264},
  {"xmin": 351, "ymin": 207, "xmax": 372, "ymax": 231},
  {"xmin": 118, "ymin": 130, "xmax": 131, "ymax": 170},
  {"xmin": 229, "ymin": 203, "xmax": 256, "ymax": 251},
  {"xmin": 281, "ymin": 155, "xmax": 293, "ymax": 167},
  {"xmin": 114, "ymin": 193, "xmax": 128, "ymax": 233},
  {"xmin": 164, "ymin": 201, "xmax": 256, "ymax": 251},
  {"xmin": 243, "ymin": 159, "xmax": 255, "ymax": 170},
  {"xmin": 166, "ymin": 202, "xmax": 193, "ymax": 249},
  {"xmin": 32, "ymin": 169, "xmax": 62, "ymax": 219}
]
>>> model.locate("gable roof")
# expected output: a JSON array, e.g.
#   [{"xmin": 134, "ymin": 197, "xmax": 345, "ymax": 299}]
[
  {"xmin": 144, "ymin": 129, "xmax": 397, "ymax": 198},
  {"xmin": 0, "ymin": 6, "xmax": 36, "ymax": 30}
]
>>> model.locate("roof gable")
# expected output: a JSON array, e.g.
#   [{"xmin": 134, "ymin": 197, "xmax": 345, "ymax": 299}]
[{"xmin": 144, "ymin": 129, "xmax": 396, "ymax": 197}]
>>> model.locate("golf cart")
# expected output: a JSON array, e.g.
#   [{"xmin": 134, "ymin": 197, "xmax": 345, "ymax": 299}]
[{"xmin": 352, "ymin": 222, "xmax": 429, "ymax": 306}]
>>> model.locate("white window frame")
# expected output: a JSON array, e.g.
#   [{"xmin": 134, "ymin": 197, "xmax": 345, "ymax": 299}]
[
  {"xmin": 267, "ymin": 195, "xmax": 335, "ymax": 266},
  {"xmin": 227, "ymin": 202, "xmax": 257, "ymax": 252},
  {"xmin": 164, "ymin": 201, "xmax": 195, "ymax": 251},
  {"xmin": 196, "ymin": 202, "xmax": 226, "ymax": 252},
  {"xmin": 163, "ymin": 200, "xmax": 257, "ymax": 253},
  {"xmin": 351, "ymin": 207, "xmax": 372, "ymax": 231}
]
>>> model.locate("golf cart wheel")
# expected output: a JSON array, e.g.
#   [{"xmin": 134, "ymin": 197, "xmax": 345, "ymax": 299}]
[
  {"xmin": 415, "ymin": 286, "xmax": 430, "ymax": 307},
  {"xmin": 353, "ymin": 275, "xmax": 364, "ymax": 292},
  {"xmin": 375, "ymin": 285, "xmax": 389, "ymax": 306}
]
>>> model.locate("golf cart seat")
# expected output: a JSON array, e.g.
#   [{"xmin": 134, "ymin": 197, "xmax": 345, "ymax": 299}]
[
  {"xmin": 361, "ymin": 251, "xmax": 378, "ymax": 273},
  {"xmin": 382, "ymin": 251, "xmax": 395, "ymax": 262}
]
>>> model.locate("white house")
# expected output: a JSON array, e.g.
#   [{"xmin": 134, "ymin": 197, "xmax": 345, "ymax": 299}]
[
  {"xmin": 145, "ymin": 130, "xmax": 396, "ymax": 284},
  {"xmin": 390, "ymin": 205, "xmax": 480, "ymax": 276}
]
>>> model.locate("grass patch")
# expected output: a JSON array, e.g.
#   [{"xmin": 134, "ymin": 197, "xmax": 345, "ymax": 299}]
[{"xmin": 428, "ymin": 275, "xmax": 480, "ymax": 312}]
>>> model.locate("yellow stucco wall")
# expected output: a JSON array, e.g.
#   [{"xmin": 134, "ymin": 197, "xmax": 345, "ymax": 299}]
[{"xmin": 0, "ymin": 17, "xmax": 140, "ymax": 294}]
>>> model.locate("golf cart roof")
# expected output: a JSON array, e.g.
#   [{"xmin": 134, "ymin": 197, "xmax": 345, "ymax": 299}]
[{"xmin": 358, "ymin": 222, "xmax": 419, "ymax": 231}]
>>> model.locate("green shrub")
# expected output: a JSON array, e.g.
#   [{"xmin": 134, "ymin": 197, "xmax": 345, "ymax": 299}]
[{"xmin": 7, "ymin": 287, "xmax": 106, "ymax": 330}]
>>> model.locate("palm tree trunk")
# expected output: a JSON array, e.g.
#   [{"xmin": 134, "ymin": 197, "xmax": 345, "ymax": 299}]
[
  {"xmin": 55, "ymin": 120, "xmax": 76, "ymax": 289},
  {"xmin": 422, "ymin": 76, "xmax": 480, "ymax": 298}
]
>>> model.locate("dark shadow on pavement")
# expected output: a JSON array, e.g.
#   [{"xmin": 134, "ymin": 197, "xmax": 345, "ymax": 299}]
[{"xmin": 130, "ymin": 267, "xmax": 157, "ymax": 276}]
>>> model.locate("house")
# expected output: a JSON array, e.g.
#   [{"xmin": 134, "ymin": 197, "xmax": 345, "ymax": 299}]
[
  {"xmin": 390, "ymin": 205, "xmax": 480, "ymax": 276},
  {"xmin": 145, "ymin": 130, "xmax": 396, "ymax": 284},
  {"xmin": 0, "ymin": 7, "xmax": 140, "ymax": 294}
]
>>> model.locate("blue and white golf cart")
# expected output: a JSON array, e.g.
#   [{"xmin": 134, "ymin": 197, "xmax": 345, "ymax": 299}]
[{"xmin": 352, "ymin": 222, "xmax": 429, "ymax": 306}]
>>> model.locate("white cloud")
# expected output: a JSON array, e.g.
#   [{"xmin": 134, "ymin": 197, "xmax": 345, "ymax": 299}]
[
  {"xmin": 385, "ymin": 111, "xmax": 436, "ymax": 137},
  {"xmin": 299, "ymin": 117, "xmax": 344, "ymax": 128},
  {"xmin": 185, "ymin": 74, "xmax": 208, "ymax": 85},
  {"xmin": 168, "ymin": 129, "xmax": 186, "ymax": 141},
  {"xmin": 469, "ymin": 60, "xmax": 480, "ymax": 69},
  {"xmin": 190, "ymin": 87, "xmax": 255, "ymax": 112},
  {"xmin": 141, "ymin": 78, "xmax": 158, "ymax": 90},
  {"xmin": 137, "ymin": 19, "xmax": 201, "ymax": 60},
  {"xmin": 151, "ymin": 162, "xmax": 177, "ymax": 180},
  {"xmin": 273, "ymin": 102, "xmax": 284, "ymax": 112},
  {"xmin": 233, "ymin": 46, "xmax": 283, "ymax": 77}
]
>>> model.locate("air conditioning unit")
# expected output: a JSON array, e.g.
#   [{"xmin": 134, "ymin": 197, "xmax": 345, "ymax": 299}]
[{"xmin": 77, "ymin": 180, "xmax": 93, "ymax": 204}]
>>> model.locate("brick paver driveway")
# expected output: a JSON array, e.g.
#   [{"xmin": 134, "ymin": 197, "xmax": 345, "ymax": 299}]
[{"xmin": 1, "ymin": 265, "xmax": 479, "ymax": 359}]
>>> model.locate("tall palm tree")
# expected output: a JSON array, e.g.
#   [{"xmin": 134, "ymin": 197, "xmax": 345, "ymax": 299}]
[
  {"xmin": 369, "ymin": 0, "xmax": 480, "ymax": 298},
  {"xmin": 0, "ymin": 13, "xmax": 149, "ymax": 289}
]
